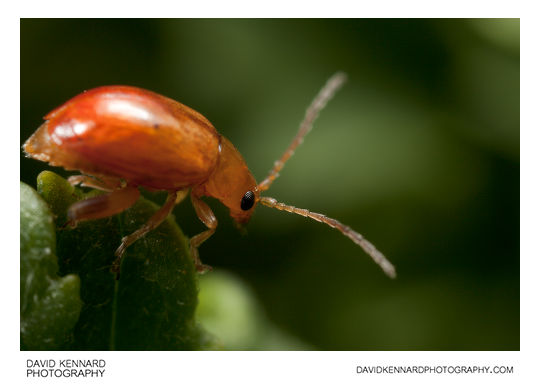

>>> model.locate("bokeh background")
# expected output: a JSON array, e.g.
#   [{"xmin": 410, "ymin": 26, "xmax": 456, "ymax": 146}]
[{"xmin": 20, "ymin": 19, "xmax": 519, "ymax": 350}]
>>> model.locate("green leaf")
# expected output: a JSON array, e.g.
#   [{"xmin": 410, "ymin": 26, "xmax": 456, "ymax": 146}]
[
  {"xmin": 20, "ymin": 181, "xmax": 82, "ymax": 350},
  {"xmin": 197, "ymin": 271, "xmax": 310, "ymax": 350},
  {"xmin": 21, "ymin": 171, "xmax": 218, "ymax": 350}
]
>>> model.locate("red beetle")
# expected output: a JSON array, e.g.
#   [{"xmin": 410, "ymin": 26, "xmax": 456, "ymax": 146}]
[{"xmin": 23, "ymin": 73, "xmax": 396, "ymax": 278}]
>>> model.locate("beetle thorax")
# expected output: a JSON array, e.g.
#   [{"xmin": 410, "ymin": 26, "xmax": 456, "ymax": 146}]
[{"xmin": 194, "ymin": 136, "xmax": 258, "ymax": 224}]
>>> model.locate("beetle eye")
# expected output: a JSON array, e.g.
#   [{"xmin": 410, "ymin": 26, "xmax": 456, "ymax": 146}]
[{"xmin": 240, "ymin": 190, "xmax": 255, "ymax": 211}]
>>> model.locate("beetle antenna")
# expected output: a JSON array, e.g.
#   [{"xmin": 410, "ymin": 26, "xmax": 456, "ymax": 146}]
[
  {"xmin": 257, "ymin": 72, "xmax": 348, "ymax": 192},
  {"xmin": 259, "ymin": 196, "xmax": 396, "ymax": 278}
]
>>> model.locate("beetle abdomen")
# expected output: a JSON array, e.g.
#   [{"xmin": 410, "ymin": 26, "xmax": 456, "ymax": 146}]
[{"xmin": 26, "ymin": 86, "xmax": 221, "ymax": 190}]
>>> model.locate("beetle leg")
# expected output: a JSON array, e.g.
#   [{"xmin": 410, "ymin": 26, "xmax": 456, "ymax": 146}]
[
  {"xmin": 68, "ymin": 174, "xmax": 124, "ymax": 192},
  {"xmin": 112, "ymin": 190, "xmax": 186, "ymax": 276},
  {"xmin": 68, "ymin": 186, "xmax": 140, "ymax": 225},
  {"xmin": 190, "ymin": 192, "xmax": 217, "ymax": 273}
]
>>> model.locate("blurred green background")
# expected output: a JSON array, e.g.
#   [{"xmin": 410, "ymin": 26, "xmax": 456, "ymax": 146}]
[{"xmin": 20, "ymin": 19, "xmax": 519, "ymax": 350}]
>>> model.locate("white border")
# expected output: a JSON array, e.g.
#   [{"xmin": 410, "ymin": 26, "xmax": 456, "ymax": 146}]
[{"xmin": 11, "ymin": 0, "xmax": 526, "ymax": 18}]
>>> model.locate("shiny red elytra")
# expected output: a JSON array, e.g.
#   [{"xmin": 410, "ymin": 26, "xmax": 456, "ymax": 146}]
[{"xmin": 23, "ymin": 73, "xmax": 396, "ymax": 278}]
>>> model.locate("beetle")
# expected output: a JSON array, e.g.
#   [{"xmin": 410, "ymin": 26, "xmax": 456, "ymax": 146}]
[{"xmin": 23, "ymin": 73, "xmax": 396, "ymax": 278}]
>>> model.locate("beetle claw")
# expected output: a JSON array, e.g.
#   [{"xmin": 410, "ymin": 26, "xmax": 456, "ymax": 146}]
[
  {"xmin": 111, "ymin": 260, "xmax": 121, "ymax": 278},
  {"xmin": 58, "ymin": 219, "xmax": 77, "ymax": 230},
  {"xmin": 195, "ymin": 263, "xmax": 212, "ymax": 274}
]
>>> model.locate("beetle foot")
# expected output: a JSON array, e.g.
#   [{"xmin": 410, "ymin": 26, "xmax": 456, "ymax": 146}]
[
  {"xmin": 195, "ymin": 263, "xmax": 212, "ymax": 274},
  {"xmin": 111, "ymin": 241, "xmax": 127, "ymax": 278},
  {"xmin": 189, "ymin": 245, "xmax": 212, "ymax": 274},
  {"xmin": 58, "ymin": 219, "xmax": 77, "ymax": 230},
  {"xmin": 110, "ymin": 259, "xmax": 123, "ymax": 280}
]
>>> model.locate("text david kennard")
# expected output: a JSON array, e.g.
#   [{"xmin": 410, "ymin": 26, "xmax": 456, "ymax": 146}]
[{"xmin": 27, "ymin": 359, "xmax": 106, "ymax": 378}]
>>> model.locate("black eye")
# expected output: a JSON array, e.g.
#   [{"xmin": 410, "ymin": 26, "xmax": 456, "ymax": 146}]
[{"xmin": 240, "ymin": 190, "xmax": 255, "ymax": 211}]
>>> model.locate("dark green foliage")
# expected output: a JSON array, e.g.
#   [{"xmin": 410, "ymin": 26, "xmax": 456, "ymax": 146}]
[
  {"xmin": 20, "ymin": 181, "xmax": 82, "ymax": 350},
  {"xmin": 21, "ymin": 172, "xmax": 218, "ymax": 350}
]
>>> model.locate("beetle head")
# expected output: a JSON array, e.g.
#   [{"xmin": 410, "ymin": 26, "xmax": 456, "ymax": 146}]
[{"xmin": 198, "ymin": 136, "xmax": 259, "ymax": 224}]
